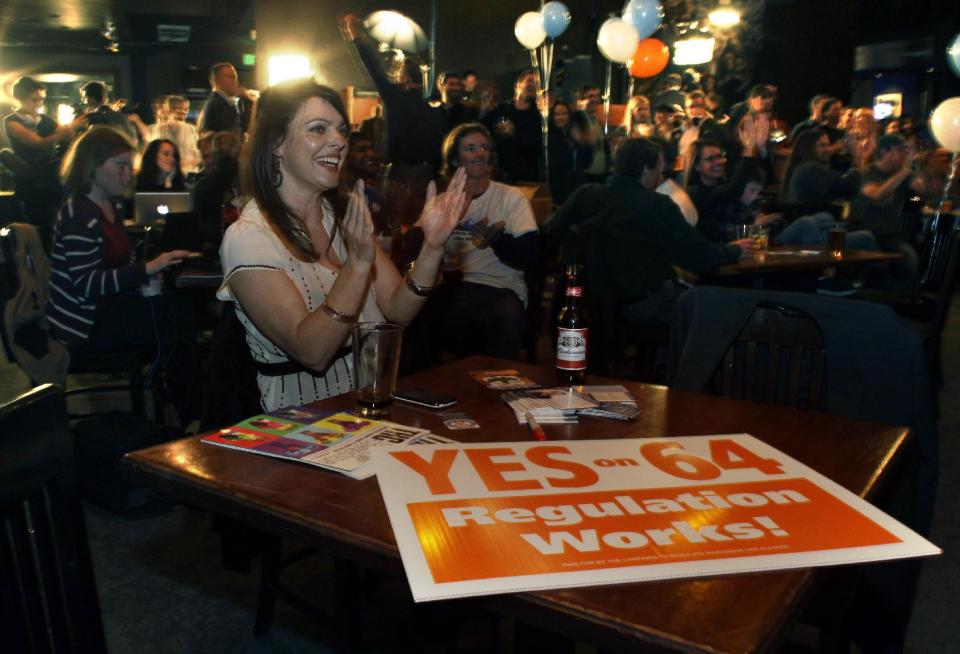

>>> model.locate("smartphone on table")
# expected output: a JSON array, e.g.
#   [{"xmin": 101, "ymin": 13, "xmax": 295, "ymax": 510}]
[{"xmin": 394, "ymin": 389, "xmax": 456, "ymax": 409}]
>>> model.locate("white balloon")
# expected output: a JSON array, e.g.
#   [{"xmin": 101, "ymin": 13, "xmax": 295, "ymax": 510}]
[
  {"xmin": 597, "ymin": 18, "xmax": 639, "ymax": 64},
  {"xmin": 930, "ymin": 97, "xmax": 960, "ymax": 153},
  {"xmin": 515, "ymin": 11, "xmax": 547, "ymax": 50}
]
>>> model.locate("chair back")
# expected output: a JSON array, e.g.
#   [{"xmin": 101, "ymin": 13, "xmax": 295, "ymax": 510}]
[
  {"xmin": 898, "ymin": 194, "xmax": 925, "ymax": 241},
  {"xmin": 0, "ymin": 147, "xmax": 33, "ymax": 180},
  {"xmin": 0, "ymin": 225, "xmax": 19, "ymax": 360},
  {"xmin": 917, "ymin": 211, "xmax": 957, "ymax": 291},
  {"xmin": 710, "ymin": 302, "xmax": 826, "ymax": 411},
  {"xmin": 929, "ymin": 227, "xmax": 960, "ymax": 335},
  {"xmin": 0, "ymin": 224, "xmax": 69, "ymax": 385},
  {"xmin": 199, "ymin": 305, "xmax": 263, "ymax": 431},
  {"xmin": 0, "ymin": 384, "xmax": 108, "ymax": 653}
]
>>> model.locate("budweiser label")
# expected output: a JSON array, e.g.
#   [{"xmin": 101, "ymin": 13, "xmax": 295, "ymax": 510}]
[
  {"xmin": 556, "ymin": 328, "xmax": 588, "ymax": 369},
  {"xmin": 566, "ymin": 285, "xmax": 583, "ymax": 297}
]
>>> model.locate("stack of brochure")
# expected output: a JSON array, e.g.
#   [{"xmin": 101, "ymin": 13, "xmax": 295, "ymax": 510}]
[
  {"xmin": 501, "ymin": 386, "xmax": 641, "ymax": 424},
  {"xmin": 202, "ymin": 406, "xmax": 454, "ymax": 480},
  {"xmin": 501, "ymin": 388, "xmax": 596, "ymax": 424},
  {"xmin": 575, "ymin": 385, "xmax": 641, "ymax": 421}
]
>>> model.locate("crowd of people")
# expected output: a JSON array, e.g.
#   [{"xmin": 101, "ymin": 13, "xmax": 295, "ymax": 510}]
[{"xmin": 1, "ymin": 19, "xmax": 958, "ymax": 419}]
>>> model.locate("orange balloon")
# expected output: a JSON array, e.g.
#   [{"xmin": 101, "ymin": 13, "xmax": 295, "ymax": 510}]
[{"xmin": 629, "ymin": 38, "xmax": 670, "ymax": 78}]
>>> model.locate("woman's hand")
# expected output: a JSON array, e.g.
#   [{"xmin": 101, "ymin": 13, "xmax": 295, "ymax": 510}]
[
  {"xmin": 343, "ymin": 179, "xmax": 377, "ymax": 264},
  {"xmin": 731, "ymin": 238, "xmax": 758, "ymax": 258},
  {"xmin": 146, "ymin": 249, "xmax": 191, "ymax": 275},
  {"xmin": 419, "ymin": 167, "xmax": 468, "ymax": 250},
  {"xmin": 737, "ymin": 115, "xmax": 757, "ymax": 155}
]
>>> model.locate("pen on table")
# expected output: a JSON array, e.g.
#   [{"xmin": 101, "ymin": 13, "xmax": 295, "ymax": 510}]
[{"xmin": 525, "ymin": 411, "xmax": 547, "ymax": 441}]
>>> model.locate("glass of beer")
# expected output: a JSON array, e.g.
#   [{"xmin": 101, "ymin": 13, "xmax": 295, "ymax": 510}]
[
  {"xmin": 352, "ymin": 322, "xmax": 403, "ymax": 417},
  {"xmin": 828, "ymin": 223, "xmax": 847, "ymax": 258},
  {"xmin": 750, "ymin": 225, "xmax": 770, "ymax": 250}
]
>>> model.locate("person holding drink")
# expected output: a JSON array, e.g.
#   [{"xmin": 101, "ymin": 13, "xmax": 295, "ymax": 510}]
[{"xmin": 217, "ymin": 79, "xmax": 467, "ymax": 411}]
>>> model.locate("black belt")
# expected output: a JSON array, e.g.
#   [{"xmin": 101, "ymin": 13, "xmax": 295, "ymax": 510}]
[{"xmin": 256, "ymin": 345, "xmax": 352, "ymax": 377}]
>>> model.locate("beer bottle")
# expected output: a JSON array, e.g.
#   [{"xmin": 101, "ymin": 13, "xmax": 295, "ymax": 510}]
[{"xmin": 556, "ymin": 265, "xmax": 589, "ymax": 385}]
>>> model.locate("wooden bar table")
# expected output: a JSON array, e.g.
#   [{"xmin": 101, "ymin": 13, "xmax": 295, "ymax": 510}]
[
  {"xmin": 125, "ymin": 356, "xmax": 911, "ymax": 653},
  {"xmin": 715, "ymin": 245, "xmax": 899, "ymax": 276}
]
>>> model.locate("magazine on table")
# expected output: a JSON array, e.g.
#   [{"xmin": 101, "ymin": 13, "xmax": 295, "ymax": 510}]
[{"xmin": 201, "ymin": 406, "xmax": 454, "ymax": 480}]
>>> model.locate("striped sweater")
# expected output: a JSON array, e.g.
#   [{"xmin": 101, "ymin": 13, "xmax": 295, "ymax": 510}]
[{"xmin": 47, "ymin": 195, "xmax": 147, "ymax": 349}]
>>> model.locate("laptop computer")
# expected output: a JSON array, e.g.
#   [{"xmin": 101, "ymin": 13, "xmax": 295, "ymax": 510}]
[{"xmin": 133, "ymin": 192, "xmax": 193, "ymax": 225}]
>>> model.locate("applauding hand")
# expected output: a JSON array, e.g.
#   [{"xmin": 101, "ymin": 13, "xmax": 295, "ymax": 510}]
[
  {"xmin": 343, "ymin": 179, "xmax": 376, "ymax": 264},
  {"xmin": 737, "ymin": 116, "xmax": 758, "ymax": 155},
  {"xmin": 419, "ymin": 167, "xmax": 469, "ymax": 250}
]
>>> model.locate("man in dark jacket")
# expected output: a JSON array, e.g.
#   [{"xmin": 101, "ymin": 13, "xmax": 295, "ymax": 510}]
[
  {"xmin": 546, "ymin": 137, "xmax": 746, "ymax": 326},
  {"xmin": 197, "ymin": 63, "xmax": 251, "ymax": 135},
  {"xmin": 483, "ymin": 69, "xmax": 543, "ymax": 184}
]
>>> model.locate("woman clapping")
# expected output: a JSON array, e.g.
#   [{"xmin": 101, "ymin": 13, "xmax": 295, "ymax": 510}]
[{"xmin": 217, "ymin": 79, "xmax": 467, "ymax": 411}]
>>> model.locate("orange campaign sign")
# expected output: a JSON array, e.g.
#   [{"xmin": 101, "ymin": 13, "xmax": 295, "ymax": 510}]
[{"xmin": 372, "ymin": 435, "xmax": 940, "ymax": 602}]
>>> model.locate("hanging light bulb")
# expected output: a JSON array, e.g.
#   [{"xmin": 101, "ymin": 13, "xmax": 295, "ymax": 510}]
[{"xmin": 709, "ymin": 0, "xmax": 741, "ymax": 28}]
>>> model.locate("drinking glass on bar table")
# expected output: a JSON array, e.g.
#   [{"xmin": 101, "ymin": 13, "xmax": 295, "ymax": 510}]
[
  {"xmin": 828, "ymin": 223, "xmax": 847, "ymax": 258},
  {"xmin": 749, "ymin": 224, "xmax": 769, "ymax": 250},
  {"xmin": 730, "ymin": 224, "xmax": 752, "ymax": 241},
  {"xmin": 352, "ymin": 322, "xmax": 403, "ymax": 417}
]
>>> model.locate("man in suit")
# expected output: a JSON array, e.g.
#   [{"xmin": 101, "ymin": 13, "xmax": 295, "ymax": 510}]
[{"xmin": 198, "ymin": 63, "xmax": 251, "ymax": 135}]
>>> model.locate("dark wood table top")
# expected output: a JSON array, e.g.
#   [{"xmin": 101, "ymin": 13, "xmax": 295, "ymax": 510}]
[
  {"xmin": 125, "ymin": 356, "xmax": 910, "ymax": 654},
  {"xmin": 716, "ymin": 245, "xmax": 901, "ymax": 276},
  {"xmin": 171, "ymin": 267, "xmax": 222, "ymax": 289}
]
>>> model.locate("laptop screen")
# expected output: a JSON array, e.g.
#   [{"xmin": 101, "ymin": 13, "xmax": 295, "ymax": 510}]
[{"xmin": 133, "ymin": 192, "xmax": 193, "ymax": 225}]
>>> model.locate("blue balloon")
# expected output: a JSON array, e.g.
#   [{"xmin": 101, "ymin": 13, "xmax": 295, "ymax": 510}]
[
  {"xmin": 622, "ymin": 0, "xmax": 662, "ymax": 40},
  {"xmin": 541, "ymin": 1, "xmax": 572, "ymax": 39},
  {"xmin": 948, "ymin": 32, "xmax": 960, "ymax": 78}
]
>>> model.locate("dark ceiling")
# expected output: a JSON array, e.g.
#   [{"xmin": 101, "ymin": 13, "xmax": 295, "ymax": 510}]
[{"xmin": 0, "ymin": 0, "xmax": 253, "ymax": 52}]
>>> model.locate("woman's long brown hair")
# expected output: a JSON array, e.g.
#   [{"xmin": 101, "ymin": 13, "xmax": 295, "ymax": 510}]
[
  {"xmin": 242, "ymin": 79, "xmax": 348, "ymax": 262},
  {"xmin": 780, "ymin": 128, "xmax": 827, "ymax": 203}
]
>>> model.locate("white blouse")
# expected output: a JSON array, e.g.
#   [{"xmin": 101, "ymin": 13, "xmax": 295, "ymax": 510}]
[{"xmin": 218, "ymin": 200, "xmax": 383, "ymax": 411}]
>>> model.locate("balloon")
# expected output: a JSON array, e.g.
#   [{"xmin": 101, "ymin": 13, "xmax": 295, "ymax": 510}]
[
  {"xmin": 541, "ymin": 2, "xmax": 572, "ymax": 39},
  {"xmin": 948, "ymin": 32, "xmax": 960, "ymax": 78},
  {"xmin": 628, "ymin": 38, "xmax": 670, "ymax": 78},
  {"xmin": 597, "ymin": 18, "xmax": 639, "ymax": 64},
  {"xmin": 515, "ymin": 11, "xmax": 547, "ymax": 50},
  {"xmin": 930, "ymin": 97, "xmax": 960, "ymax": 153},
  {"xmin": 622, "ymin": 0, "xmax": 663, "ymax": 40}
]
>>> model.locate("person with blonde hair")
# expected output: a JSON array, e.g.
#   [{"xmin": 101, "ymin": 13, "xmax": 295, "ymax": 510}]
[{"xmin": 622, "ymin": 95, "xmax": 653, "ymax": 138}]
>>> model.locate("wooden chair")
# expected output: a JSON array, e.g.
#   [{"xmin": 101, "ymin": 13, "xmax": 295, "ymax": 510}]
[
  {"xmin": 0, "ymin": 384, "xmax": 108, "ymax": 653},
  {"xmin": 709, "ymin": 302, "xmax": 826, "ymax": 411},
  {"xmin": 856, "ymin": 215, "xmax": 960, "ymax": 388},
  {"xmin": 0, "ymin": 223, "xmax": 152, "ymax": 418}
]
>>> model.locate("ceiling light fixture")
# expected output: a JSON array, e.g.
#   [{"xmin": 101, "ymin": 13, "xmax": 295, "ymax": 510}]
[
  {"xmin": 708, "ymin": 0, "xmax": 741, "ymax": 28},
  {"xmin": 268, "ymin": 54, "xmax": 313, "ymax": 86},
  {"xmin": 673, "ymin": 36, "xmax": 716, "ymax": 65}
]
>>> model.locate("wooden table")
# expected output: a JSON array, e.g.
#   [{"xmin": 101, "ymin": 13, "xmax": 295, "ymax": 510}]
[
  {"xmin": 171, "ymin": 266, "xmax": 222, "ymax": 289},
  {"xmin": 716, "ymin": 245, "xmax": 900, "ymax": 276},
  {"xmin": 125, "ymin": 356, "xmax": 910, "ymax": 653}
]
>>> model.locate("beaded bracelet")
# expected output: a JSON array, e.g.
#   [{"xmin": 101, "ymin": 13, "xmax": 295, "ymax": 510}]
[
  {"xmin": 320, "ymin": 301, "xmax": 358, "ymax": 324},
  {"xmin": 404, "ymin": 270, "xmax": 436, "ymax": 297}
]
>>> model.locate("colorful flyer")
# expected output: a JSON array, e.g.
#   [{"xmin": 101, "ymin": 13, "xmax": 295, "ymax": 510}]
[
  {"xmin": 203, "ymin": 410, "xmax": 446, "ymax": 480},
  {"xmin": 372, "ymin": 434, "xmax": 941, "ymax": 602}
]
